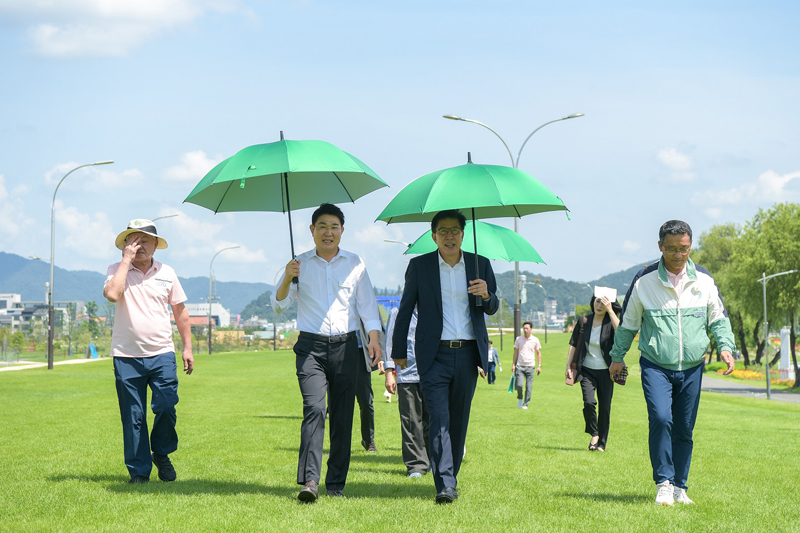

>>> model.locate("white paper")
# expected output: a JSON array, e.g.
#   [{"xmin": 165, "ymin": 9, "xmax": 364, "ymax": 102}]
[{"xmin": 594, "ymin": 286, "xmax": 617, "ymax": 302}]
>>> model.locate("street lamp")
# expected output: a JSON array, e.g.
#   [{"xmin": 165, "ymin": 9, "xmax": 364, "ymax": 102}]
[
  {"xmin": 48, "ymin": 160, "xmax": 113, "ymax": 370},
  {"xmin": 443, "ymin": 113, "xmax": 584, "ymax": 341},
  {"xmin": 534, "ymin": 282, "xmax": 548, "ymax": 344},
  {"xmin": 757, "ymin": 269, "xmax": 798, "ymax": 400},
  {"xmin": 208, "ymin": 246, "xmax": 240, "ymax": 355},
  {"xmin": 152, "ymin": 213, "xmax": 179, "ymax": 222}
]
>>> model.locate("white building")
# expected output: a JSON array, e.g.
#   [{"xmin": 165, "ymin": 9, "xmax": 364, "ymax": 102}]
[{"xmin": 185, "ymin": 303, "xmax": 231, "ymax": 327}]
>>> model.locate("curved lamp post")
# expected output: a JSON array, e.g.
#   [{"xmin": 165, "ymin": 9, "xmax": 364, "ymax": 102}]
[
  {"xmin": 48, "ymin": 160, "xmax": 114, "ymax": 370},
  {"xmin": 758, "ymin": 269, "xmax": 798, "ymax": 399},
  {"xmin": 208, "ymin": 246, "xmax": 240, "ymax": 354},
  {"xmin": 443, "ymin": 113, "xmax": 584, "ymax": 341},
  {"xmin": 152, "ymin": 213, "xmax": 179, "ymax": 222}
]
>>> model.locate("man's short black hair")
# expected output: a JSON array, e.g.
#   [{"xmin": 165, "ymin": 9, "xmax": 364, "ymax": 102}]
[
  {"xmin": 431, "ymin": 210, "xmax": 466, "ymax": 233},
  {"xmin": 659, "ymin": 220, "xmax": 692, "ymax": 243},
  {"xmin": 488, "ymin": 340, "xmax": 493, "ymax": 345},
  {"xmin": 522, "ymin": 321, "xmax": 533, "ymax": 328},
  {"xmin": 312, "ymin": 203, "xmax": 345, "ymax": 226}
]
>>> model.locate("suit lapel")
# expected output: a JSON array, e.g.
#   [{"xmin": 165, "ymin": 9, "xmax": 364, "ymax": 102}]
[{"xmin": 428, "ymin": 251, "xmax": 442, "ymax": 315}]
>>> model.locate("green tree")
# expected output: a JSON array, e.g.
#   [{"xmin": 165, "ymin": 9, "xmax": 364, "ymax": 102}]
[{"xmin": 85, "ymin": 301, "xmax": 101, "ymax": 337}]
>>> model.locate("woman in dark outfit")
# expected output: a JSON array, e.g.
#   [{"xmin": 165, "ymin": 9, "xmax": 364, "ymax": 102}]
[{"xmin": 565, "ymin": 295, "xmax": 621, "ymax": 452}]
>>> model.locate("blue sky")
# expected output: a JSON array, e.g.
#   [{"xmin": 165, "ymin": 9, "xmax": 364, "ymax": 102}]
[{"xmin": 1, "ymin": 1, "xmax": 798, "ymax": 295}]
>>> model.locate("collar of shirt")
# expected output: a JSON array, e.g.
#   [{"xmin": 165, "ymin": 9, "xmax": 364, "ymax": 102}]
[
  {"xmin": 438, "ymin": 250, "xmax": 465, "ymax": 269},
  {"xmin": 666, "ymin": 264, "xmax": 687, "ymax": 290},
  {"xmin": 129, "ymin": 259, "xmax": 160, "ymax": 275}
]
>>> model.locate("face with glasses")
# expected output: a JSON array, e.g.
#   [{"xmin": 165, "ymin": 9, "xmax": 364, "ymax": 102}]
[
  {"xmin": 658, "ymin": 233, "xmax": 692, "ymax": 274},
  {"xmin": 310, "ymin": 214, "xmax": 343, "ymax": 258},
  {"xmin": 432, "ymin": 217, "xmax": 464, "ymax": 261}
]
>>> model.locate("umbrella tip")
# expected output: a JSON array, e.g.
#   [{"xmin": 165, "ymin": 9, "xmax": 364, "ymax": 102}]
[
  {"xmin": 280, "ymin": 130, "xmax": 284, "ymax": 140},
  {"xmin": 467, "ymin": 151, "xmax": 472, "ymax": 163}
]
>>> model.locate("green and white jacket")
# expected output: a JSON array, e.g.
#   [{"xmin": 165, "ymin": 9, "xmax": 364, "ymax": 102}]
[{"xmin": 610, "ymin": 257, "xmax": 735, "ymax": 371}]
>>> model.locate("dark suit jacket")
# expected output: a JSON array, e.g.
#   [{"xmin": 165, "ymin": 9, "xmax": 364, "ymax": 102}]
[{"xmin": 391, "ymin": 251, "xmax": 499, "ymax": 376}]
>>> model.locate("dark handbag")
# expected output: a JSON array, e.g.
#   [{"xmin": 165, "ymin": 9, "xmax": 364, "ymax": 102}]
[{"xmin": 566, "ymin": 317, "xmax": 587, "ymax": 386}]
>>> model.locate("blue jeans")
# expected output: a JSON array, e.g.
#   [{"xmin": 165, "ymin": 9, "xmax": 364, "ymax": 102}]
[
  {"xmin": 113, "ymin": 352, "xmax": 179, "ymax": 479},
  {"xmin": 640, "ymin": 356, "xmax": 702, "ymax": 490}
]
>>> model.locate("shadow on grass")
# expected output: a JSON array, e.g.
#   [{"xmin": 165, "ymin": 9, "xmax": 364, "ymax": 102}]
[
  {"xmin": 530, "ymin": 445, "xmax": 585, "ymax": 452},
  {"xmin": 255, "ymin": 415, "xmax": 303, "ymax": 420},
  {"xmin": 560, "ymin": 491, "xmax": 649, "ymax": 504},
  {"xmin": 48, "ymin": 475, "xmax": 434, "ymax": 500}
]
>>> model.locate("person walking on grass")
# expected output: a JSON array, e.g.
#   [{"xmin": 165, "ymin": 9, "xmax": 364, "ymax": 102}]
[
  {"xmin": 512, "ymin": 322, "xmax": 541, "ymax": 409},
  {"xmin": 390, "ymin": 209, "xmax": 498, "ymax": 504},
  {"xmin": 104, "ymin": 219, "xmax": 193, "ymax": 484},
  {"xmin": 486, "ymin": 341, "xmax": 500, "ymax": 384},
  {"xmin": 609, "ymin": 220, "xmax": 735, "ymax": 506},
  {"xmin": 272, "ymin": 203, "xmax": 382, "ymax": 502}
]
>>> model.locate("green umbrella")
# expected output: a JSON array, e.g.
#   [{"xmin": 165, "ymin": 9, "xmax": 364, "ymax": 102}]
[
  {"xmin": 376, "ymin": 153, "xmax": 567, "ymax": 305},
  {"xmin": 376, "ymin": 155, "xmax": 568, "ymax": 224},
  {"xmin": 404, "ymin": 220, "xmax": 545, "ymax": 264},
  {"xmin": 184, "ymin": 132, "xmax": 387, "ymax": 274}
]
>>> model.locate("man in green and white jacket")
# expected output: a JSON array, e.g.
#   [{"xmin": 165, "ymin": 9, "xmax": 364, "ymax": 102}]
[{"xmin": 609, "ymin": 220, "xmax": 735, "ymax": 507}]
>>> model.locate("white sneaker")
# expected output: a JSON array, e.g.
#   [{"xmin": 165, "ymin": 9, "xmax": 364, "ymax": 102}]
[
  {"xmin": 517, "ymin": 399, "xmax": 524, "ymax": 408},
  {"xmin": 673, "ymin": 487, "xmax": 694, "ymax": 504},
  {"xmin": 655, "ymin": 481, "xmax": 674, "ymax": 506},
  {"xmin": 521, "ymin": 405, "xmax": 528, "ymax": 410},
  {"xmin": 408, "ymin": 472, "xmax": 422, "ymax": 479}
]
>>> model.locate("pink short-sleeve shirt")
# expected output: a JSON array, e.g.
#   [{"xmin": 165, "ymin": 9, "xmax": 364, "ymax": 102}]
[
  {"xmin": 106, "ymin": 260, "xmax": 187, "ymax": 358},
  {"xmin": 514, "ymin": 334, "xmax": 541, "ymax": 367}
]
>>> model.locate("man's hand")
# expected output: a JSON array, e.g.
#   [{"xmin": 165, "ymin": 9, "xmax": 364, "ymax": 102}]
[
  {"xmin": 720, "ymin": 350, "xmax": 735, "ymax": 375},
  {"xmin": 394, "ymin": 358, "xmax": 408, "ymax": 369},
  {"xmin": 385, "ymin": 371, "xmax": 396, "ymax": 394},
  {"xmin": 182, "ymin": 350, "xmax": 194, "ymax": 375},
  {"xmin": 537, "ymin": 365, "xmax": 541, "ymax": 375},
  {"xmin": 367, "ymin": 330, "xmax": 381, "ymax": 366},
  {"xmin": 122, "ymin": 235, "xmax": 141, "ymax": 263},
  {"xmin": 511, "ymin": 363, "xmax": 516, "ymax": 373},
  {"xmin": 283, "ymin": 259, "xmax": 300, "ymax": 282},
  {"xmin": 468, "ymin": 278, "xmax": 490, "ymax": 300},
  {"xmin": 609, "ymin": 361, "xmax": 624, "ymax": 381},
  {"xmin": 478, "ymin": 367, "xmax": 486, "ymax": 379}
]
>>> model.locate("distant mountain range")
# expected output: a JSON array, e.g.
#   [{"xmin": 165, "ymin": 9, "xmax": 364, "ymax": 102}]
[
  {"xmin": 0, "ymin": 251, "xmax": 658, "ymax": 319},
  {"xmin": 0, "ymin": 252, "xmax": 270, "ymax": 316}
]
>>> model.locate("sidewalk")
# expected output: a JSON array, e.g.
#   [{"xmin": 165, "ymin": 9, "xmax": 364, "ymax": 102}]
[
  {"xmin": 0, "ymin": 357, "xmax": 107, "ymax": 372},
  {"xmin": 702, "ymin": 374, "xmax": 800, "ymax": 404}
]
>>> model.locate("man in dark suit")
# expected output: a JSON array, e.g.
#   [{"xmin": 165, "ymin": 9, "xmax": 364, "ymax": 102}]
[{"xmin": 391, "ymin": 209, "xmax": 499, "ymax": 504}]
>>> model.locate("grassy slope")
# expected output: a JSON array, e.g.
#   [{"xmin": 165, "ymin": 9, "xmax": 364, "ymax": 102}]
[{"xmin": 0, "ymin": 333, "xmax": 797, "ymax": 532}]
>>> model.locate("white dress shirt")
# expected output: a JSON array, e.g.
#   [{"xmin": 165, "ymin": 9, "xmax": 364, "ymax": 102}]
[
  {"xmin": 666, "ymin": 264, "xmax": 688, "ymax": 295},
  {"xmin": 439, "ymin": 251, "xmax": 475, "ymax": 341},
  {"xmin": 271, "ymin": 248, "xmax": 382, "ymax": 336}
]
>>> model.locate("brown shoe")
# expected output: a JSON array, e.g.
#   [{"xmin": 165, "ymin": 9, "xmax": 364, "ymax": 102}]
[
  {"xmin": 298, "ymin": 481, "xmax": 319, "ymax": 502},
  {"xmin": 361, "ymin": 440, "xmax": 378, "ymax": 453}
]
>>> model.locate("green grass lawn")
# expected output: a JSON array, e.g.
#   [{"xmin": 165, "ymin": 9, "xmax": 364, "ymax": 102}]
[{"xmin": 1, "ymin": 333, "xmax": 797, "ymax": 532}]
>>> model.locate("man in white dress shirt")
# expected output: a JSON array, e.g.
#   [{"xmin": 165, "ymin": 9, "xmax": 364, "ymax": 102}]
[{"xmin": 272, "ymin": 203, "xmax": 382, "ymax": 502}]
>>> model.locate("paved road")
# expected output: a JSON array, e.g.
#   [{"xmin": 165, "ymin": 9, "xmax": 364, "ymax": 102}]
[
  {"xmin": 0, "ymin": 357, "xmax": 106, "ymax": 372},
  {"xmin": 702, "ymin": 374, "xmax": 800, "ymax": 404}
]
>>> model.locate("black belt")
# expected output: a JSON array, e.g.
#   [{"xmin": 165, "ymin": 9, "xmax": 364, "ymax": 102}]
[
  {"xmin": 299, "ymin": 331, "xmax": 356, "ymax": 344},
  {"xmin": 440, "ymin": 339, "xmax": 477, "ymax": 349}
]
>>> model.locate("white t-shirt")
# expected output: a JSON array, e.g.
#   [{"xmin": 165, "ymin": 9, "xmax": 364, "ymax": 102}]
[{"xmin": 583, "ymin": 325, "xmax": 608, "ymax": 370}]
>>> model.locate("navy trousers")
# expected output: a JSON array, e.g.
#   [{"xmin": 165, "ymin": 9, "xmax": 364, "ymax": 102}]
[
  {"xmin": 419, "ymin": 343, "xmax": 479, "ymax": 493},
  {"xmin": 640, "ymin": 356, "xmax": 703, "ymax": 490},
  {"xmin": 113, "ymin": 352, "xmax": 179, "ymax": 479}
]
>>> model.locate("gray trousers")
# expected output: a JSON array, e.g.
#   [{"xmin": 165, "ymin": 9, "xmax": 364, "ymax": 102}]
[
  {"xmin": 355, "ymin": 363, "xmax": 375, "ymax": 444},
  {"xmin": 397, "ymin": 382, "xmax": 429, "ymax": 475},
  {"xmin": 515, "ymin": 365, "xmax": 536, "ymax": 406}
]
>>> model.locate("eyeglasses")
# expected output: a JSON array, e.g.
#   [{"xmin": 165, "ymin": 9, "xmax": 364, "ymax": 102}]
[
  {"xmin": 314, "ymin": 224, "xmax": 341, "ymax": 232},
  {"xmin": 435, "ymin": 227, "xmax": 462, "ymax": 236},
  {"xmin": 663, "ymin": 247, "xmax": 690, "ymax": 256}
]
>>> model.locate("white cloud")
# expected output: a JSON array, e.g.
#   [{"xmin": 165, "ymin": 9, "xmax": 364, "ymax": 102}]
[
  {"xmin": 44, "ymin": 162, "xmax": 144, "ymax": 191},
  {"xmin": 0, "ymin": 0, "xmax": 239, "ymax": 58},
  {"xmin": 0, "ymin": 174, "xmax": 36, "ymax": 244},
  {"xmin": 163, "ymin": 150, "xmax": 220, "ymax": 182},
  {"xmin": 691, "ymin": 169, "xmax": 800, "ymax": 209},
  {"xmin": 656, "ymin": 147, "xmax": 695, "ymax": 183},
  {"xmin": 622, "ymin": 240, "xmax": 641, "ymax": 253},
  {"xmin": 55, "ymin": 204, "xmax": 117, "ymax": 261}
]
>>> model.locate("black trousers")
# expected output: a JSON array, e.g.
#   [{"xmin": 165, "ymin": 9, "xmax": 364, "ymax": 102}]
[
  {"xmin": 355, "ymin": 362, "xmax": 375, "ymax": 444},
  {"xmin": 580, "ymin": 366, "xmax": 614, "ymax": 449},
  {"xmin": 294, "ymin": 332, "xmax": 358, "ymax": 490}
]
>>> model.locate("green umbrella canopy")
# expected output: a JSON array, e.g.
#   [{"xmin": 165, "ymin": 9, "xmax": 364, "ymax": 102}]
[
  {"xmin": 405, "ymin": 220, "xmax": 546, "ymax": 264},
  {"xmin": 184, "ymin": 138, "xmax": 387, "ymax": 213},
  {"xmin": 376, "ymin": 161, "xmax": 568, "ymax": 223}
]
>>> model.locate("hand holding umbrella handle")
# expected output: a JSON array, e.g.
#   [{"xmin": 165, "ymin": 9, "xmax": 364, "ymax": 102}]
[{"xmin": 468, "ymin": 279, "xmax": 489, "ymax": 308}]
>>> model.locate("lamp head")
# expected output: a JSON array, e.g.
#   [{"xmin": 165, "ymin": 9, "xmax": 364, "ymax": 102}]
[{"xmin": 442, "ymin": 115, "xmax": 463, "ymax": 121}]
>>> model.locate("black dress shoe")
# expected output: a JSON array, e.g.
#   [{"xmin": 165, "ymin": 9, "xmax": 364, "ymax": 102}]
[
  {"xmin": 152, "ymin": 453, "xmax": 176, "ymax": 482},
  {"xmin": 128, "ymin": 476, "xmax": 149, "ymax": 484},
  {"xmin": 435, "ymin": 487, "xmax": 459, "ymax": 504},
  {"xmin": 298, "ymin": 481, "xmax": 319, "ymax": 502},
  {"xmin": 326, "ymin": 489, "xmax": 346, "ymax": 498}
]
